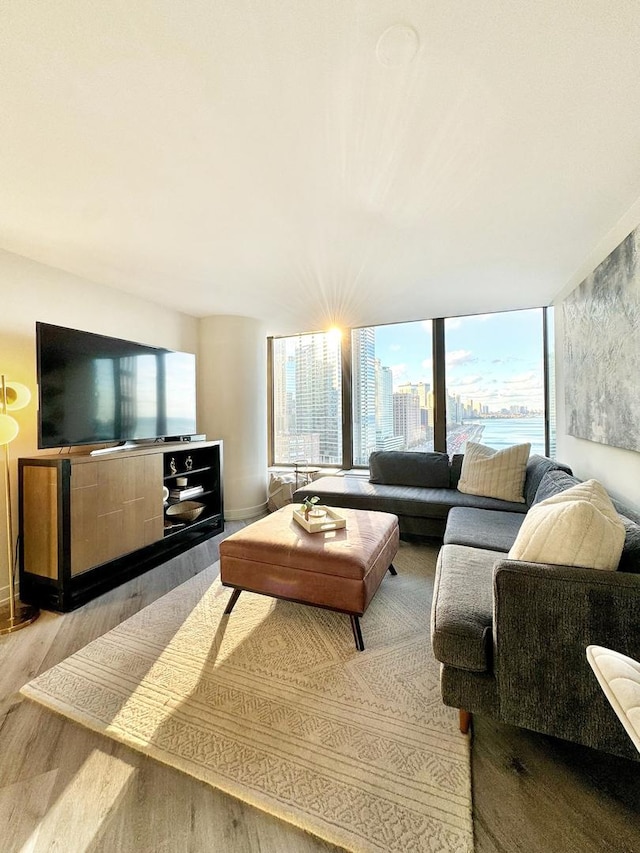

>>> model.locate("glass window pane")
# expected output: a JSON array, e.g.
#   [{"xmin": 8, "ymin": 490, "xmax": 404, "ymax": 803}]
[
  {"xmin": 445, "ymin": 309, "xmax": 546, "ymax": 455},
  {"xmin": 545, "ymin": 306, "xmax": 556, "ymax": 458},
  {"xmin": 272, "ymin": 331, "xmax": 342, "ymax": 465},
  {"xmin": 352, "ymin": 322, "xmax": 434, "ymax": 466}
]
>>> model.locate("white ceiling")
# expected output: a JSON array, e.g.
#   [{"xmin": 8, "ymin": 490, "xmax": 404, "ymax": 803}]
[{"xmin": 2, "ymin": 1, "xmax": 640, "ymax": 335}]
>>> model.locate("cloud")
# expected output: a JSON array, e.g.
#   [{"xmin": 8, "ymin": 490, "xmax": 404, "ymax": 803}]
[
  {"xmin": 389, "ymin": 344, "xmax": 401, "ymax": 352},
  {"xmin": 446, "ymin": 349, "xmax": 475, "ymax": 367},
  {"xmin": 446, "ymin": 313, "xmax": 496, "ymax": 331},
  {"xmin": 455, "ymin": 374, "xmax": 483, "ymax": 387},
  {"xmin": 447, "ymin": 367, "xmax": 544, "ymax": 410},
  {"xmin": 389, "ymin": 363, "xmax": 408, "ymax": 381},
  {"xmin": 503, "ymin": 371, "xmax": 543, "ymax": 390}
]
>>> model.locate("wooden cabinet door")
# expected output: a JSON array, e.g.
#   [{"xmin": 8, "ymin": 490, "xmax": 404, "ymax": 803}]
[
  {"xmin": 21, "ymin": 465, "xmax": 59, "ymax": 579},
  {"xmin": 70, "ymin": 454, "xmax": 163, "ymax": 575}
]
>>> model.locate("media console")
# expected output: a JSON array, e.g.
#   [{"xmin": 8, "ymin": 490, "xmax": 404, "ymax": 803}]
[{"xmin": 18, "ymin": 440, "xmax": 223, "ymax": 612}]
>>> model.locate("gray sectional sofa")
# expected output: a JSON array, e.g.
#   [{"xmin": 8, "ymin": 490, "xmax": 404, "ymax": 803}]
[
  {"xmin": 293, "ymin": 451, "xmax": 640, "ymax": 760},
  {"xmin": 293, "ymin": 450, "xmax": 561, "ymax": 538}
]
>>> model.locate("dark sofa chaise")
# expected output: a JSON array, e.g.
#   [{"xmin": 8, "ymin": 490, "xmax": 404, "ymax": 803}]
[
  {"xmin": 292, "ymin": 450, "xmax": 567, "ymax": 538},
  {"xmin": 293, "ymin": 451, "xmax": 640, "ymax": 760}
]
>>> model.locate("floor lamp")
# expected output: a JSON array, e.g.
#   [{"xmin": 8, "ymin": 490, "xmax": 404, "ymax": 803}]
[{"xmin": 0, "ymin": 374, "xmax": 39, "ymax": 634}]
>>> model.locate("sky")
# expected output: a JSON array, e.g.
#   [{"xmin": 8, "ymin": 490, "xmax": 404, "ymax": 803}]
[{"xmin": 372, "ymin": 308, "xmax": 546, "ymax": 412}]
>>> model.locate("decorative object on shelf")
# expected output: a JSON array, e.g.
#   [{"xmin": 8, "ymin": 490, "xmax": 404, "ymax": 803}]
[
  {"xmin": 162, "ymin": 486, "xmax": 169, "ymax": 504},
  {"xmin": 185, "ymin": 455, "xmax": 193, "ymax": 471},
  {"xmin": 0, "ymin": 375, "xmax": 39, "ymax": 634},
  {"xmin": 169, "ymin": 457, "xmax": 177, "ymax": 475},
  {"xmin": 166, "ymin": 500, "xmax": 205, "ymax": 523},
  {"xmin": 293, "ymin": 504, "xmax": 346, "ymax": 533},
  {"xmin": 169, "ymin": 484, "xmax": 204, "ymax": 501},
  {"xmin": 176, "ymin": 476, "xmax": 188, "ymax": 487}
]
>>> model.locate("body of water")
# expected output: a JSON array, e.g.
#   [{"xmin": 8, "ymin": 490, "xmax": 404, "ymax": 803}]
[{"xmin": 461, "ymin": 417, "xmax": 546, "ymax": 455}]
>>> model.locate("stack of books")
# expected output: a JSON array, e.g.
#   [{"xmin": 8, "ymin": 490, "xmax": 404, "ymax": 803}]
[{"xmin": 169, "ymin": 484, "xmax": 204, "ymax": 501}]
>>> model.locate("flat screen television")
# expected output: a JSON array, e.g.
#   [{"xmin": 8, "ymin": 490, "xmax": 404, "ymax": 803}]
[{"xmin": 36, "ymin": 322, "xmax": 197, "ymax": 450}]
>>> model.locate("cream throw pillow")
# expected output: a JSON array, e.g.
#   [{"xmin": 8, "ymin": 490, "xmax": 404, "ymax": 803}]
[
  {"xmin": 458, "ymin": 441, "xmax": 530, "ymax": 503},
  {"xmin": 508, "ymin": 479, "xmax": 625, "ymax": 571}
]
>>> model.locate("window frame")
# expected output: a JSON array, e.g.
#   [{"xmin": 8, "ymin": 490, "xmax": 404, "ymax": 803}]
[{"xmin": 268, "ymin": 308, "xmax": 550, "ymax": 468}]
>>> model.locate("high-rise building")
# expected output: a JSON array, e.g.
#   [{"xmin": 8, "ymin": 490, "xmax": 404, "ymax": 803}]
[
  {"xmin": 296, "ymin": 333, "xmax": 342, "ymax": 464},
  {"xmin": 273, "ymin": 345, "xmax": 298, "ymax": 461},
  {"xmin": 352, "ymin": 328, "xmax": 377, "ymax": 465},
  {"xmin": 397, "ymin": 381, "xmax": 431, "ymax": 444},
  {"xmin": 393, "ymin": 391, "xmax": 421, "ymax": 447},
  {"xmin": 272, "ymin": 333, "xmax": 342, "ymax": 464},
  {"xmin": 375, "ymin": 359, "xmax": 393, "ymax": 434},
  {"xmin": 397, "ymin": 382, "xmax": 430, "ymax": 409}
]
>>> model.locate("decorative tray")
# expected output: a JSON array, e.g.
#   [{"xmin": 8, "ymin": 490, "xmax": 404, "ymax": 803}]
[{"xmin": 292, "ymin": 505, "xmax": 346, "ymax": 533}]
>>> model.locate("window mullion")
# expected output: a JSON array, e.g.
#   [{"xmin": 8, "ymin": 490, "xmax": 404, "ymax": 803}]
[
  {"xmin": 341, "ymin": 332, "xmax": 353, "ymax": 470},
  {"xmin": 432, "ymin": 318, "xmax": 447, "ymax": 453}
]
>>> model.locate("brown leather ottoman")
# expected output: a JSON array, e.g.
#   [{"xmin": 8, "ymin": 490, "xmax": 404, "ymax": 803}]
[{"xmin": 219, "ymin": 505, "xmax": 399, "ymax": 650}]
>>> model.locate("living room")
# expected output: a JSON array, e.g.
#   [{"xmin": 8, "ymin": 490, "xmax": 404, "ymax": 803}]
[{"xmin": 1, "ymin": 3, "xmax": 640, "ymax": 852}]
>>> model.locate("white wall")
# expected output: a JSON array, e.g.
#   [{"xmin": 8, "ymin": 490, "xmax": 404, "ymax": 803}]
[
  {"xmin": 554, "ymin": 199, "xmax": 640, "ymax": 510},
  {"xmin": 0, "ymin": 249, "xmax": 198, "ymax": 605},
  {"xmin": 198, "ymin": 316, "xmax": 268, "ymax": 520}
]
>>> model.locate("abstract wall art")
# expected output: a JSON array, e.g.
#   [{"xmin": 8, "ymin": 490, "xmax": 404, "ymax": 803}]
[{"xmin": 563, "ymin": 226, "xmax": 640, "ymax": 452}]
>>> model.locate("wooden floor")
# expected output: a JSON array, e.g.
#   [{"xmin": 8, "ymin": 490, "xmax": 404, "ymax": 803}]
[{"xmin": 1, "ymin": 527, "xmax": 639, "ymax": 853}]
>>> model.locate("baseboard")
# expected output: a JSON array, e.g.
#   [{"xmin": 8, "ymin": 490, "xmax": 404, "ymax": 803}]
[{"xmin": 225, "ymin": 502, "xmax": 268, "ymax": 521}]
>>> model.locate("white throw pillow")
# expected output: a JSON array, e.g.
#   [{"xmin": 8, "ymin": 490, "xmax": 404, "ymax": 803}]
[
  {"xmin": 458, "ymin": 441, "xmax": 531, "ymax": 503},
  {"xmin": 508, "ymin": 479, "xmax": 625, "ymax": 571}
]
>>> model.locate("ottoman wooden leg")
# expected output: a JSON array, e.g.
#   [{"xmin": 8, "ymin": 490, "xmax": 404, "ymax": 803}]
[
  {"xmin": 224, "ymin": 588, "xmax": 242, "ymax": 615},
  {"xmin": 350, "ymin": 615, "xmax": 365, "ymax": 651},
  {"xmin": 388, "ymin": 563, "xmax": 397, "ymax": 576}
]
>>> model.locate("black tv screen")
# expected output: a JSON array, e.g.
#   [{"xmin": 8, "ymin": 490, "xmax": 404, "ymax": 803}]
[{"xmin": 36, "ymin": 322, "xmax": 197, "ymax": 449}]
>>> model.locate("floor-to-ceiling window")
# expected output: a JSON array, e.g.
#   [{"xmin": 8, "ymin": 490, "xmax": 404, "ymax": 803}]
[
  {"xmin": 444, "ymin": 309, "xmax": 546, "ymax": 455},
  {"xmin": 269, "ymin": 308, "xmax": 549, "ymax": 468},
  {"xmin": 271, "ymin": 330, "xmax": 342, "ymax": 465},
  {"xmin": 545, "ymin": 306, "xmax": 557, "ymax": 458},
  {"xmin": 351, "ymin": 322, "xmax": 434, "ymax": 465}
]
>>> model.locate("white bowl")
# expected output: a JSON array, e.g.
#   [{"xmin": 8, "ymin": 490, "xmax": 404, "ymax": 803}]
[{"xmin": 166, "ymin": 501, "xmax": 205, "ymax": 523}]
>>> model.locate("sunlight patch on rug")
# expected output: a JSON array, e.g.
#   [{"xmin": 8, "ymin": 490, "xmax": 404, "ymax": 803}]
[{"xmin": 21, "ymin": 541, "xmax": 473, "ymax": 852}]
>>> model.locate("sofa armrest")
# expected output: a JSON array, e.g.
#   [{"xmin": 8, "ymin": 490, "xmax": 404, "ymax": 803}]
[{"xmin": 492, "ymin": 558, "xmax": 640, "ymax": 758}]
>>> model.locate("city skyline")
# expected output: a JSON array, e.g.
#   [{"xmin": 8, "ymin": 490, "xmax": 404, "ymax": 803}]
[{"xmin": 373, "ymin": 309, "xmax": 545, "ymax": 413}]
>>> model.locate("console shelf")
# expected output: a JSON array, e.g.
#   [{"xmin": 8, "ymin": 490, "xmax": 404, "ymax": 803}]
[{"xmin": 18, "ymin": 440, "xmax": 223, "ymax": 612}]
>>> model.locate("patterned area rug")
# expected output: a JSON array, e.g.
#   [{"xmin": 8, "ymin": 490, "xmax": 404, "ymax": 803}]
[{"xmin": 21, "ymin": 541, "xmax": 473, "ymax": 852}]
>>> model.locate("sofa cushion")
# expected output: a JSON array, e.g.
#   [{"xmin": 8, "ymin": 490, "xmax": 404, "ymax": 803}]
[
  {"xmin": 458, "ymin": 441, "xmax": 530, "ymax": 503},
  {"xmin": 508, "ymin": 479, "xmax": 626, "ymax": 571},
  {"xmin": 443, "ymin": 507, "xmax": 525, "ymax": 553},
  {"xmin": 533, "ymin": 470, "xmax": 640, "ymax": 574},
  {"xmin": 432, "ymin": 544, "xmax": 497, "ymax": 672},
  {"xmin": 450, "ymin": 454, "xmax": 464, "ymax": 489},
  {"xmin": 532, "ymin": 468, "xmax": 580, "ymax": 504},
  {"xmin": 618, "ymin": 515, "xmax": 640, "ymax": 574},
  {"xmin": 523, "ymin": 455, "xmax": 573, "ymax": 507},
  {"xmin": 368, "ymin": 450, "xmax": 450, "ymax": 488}
]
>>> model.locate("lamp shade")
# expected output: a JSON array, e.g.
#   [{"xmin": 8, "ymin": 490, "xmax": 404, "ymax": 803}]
[
  {"xmin": 3, "ymin": 380, "xmax": 31, "ymax": 411},
  {"xmin": 0, "ymin": 413, "xmax": 19, "ymax": 445}
]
